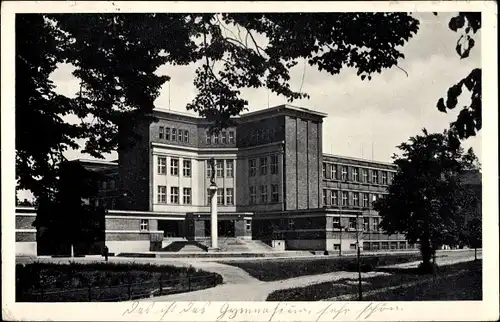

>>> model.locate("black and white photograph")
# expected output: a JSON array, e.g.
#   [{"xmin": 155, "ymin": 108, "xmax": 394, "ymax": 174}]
[{"xmin": 1, "ymin": 1, "xmax": 498, "ymax": 321}]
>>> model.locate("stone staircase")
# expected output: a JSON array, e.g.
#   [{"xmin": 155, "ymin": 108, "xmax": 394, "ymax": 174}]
[{"xmin": 195, "ymin": 238, "xmax": 277, "ymax": 253}]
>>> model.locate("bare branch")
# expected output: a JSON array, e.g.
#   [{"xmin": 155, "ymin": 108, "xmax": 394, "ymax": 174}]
[{"xmin": 395, "ymin": 64, "xmax": 409, "ymax": 77}]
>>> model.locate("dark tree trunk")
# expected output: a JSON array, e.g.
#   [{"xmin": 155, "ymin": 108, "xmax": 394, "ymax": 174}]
[{"xmin": 419, "ymin": 239, "xmax": 435, "ymax": 274}]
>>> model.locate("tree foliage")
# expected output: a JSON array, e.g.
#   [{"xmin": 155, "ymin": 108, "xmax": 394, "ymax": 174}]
[
  {"xmin": 373, "ymin": 129, "xmax": 481, "ymax": 269},
  {"xmin": 436, "ymin": 12, "xmax": 481, "ymax": 139},
  {"xmin": 16, "ymin": 13, "xmax": 420, "ymax": 200}
]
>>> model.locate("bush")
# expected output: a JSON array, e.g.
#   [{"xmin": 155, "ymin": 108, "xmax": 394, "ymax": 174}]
[{"xmin": 416, "ymin": 261, "xmax": 439, "ymax": 275}]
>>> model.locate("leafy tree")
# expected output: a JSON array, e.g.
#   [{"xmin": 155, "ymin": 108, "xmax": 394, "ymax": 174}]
[{"xmin": 373, "ymin": 129, "xmax": 480, "ymax": 272}]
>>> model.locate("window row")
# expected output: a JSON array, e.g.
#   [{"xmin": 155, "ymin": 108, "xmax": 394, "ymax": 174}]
[
  {"xmin": 249, "ymin": 155, "xmax": 279, "ymax": 176},
  {"xmin": 159, "ymin": 126, "xmax": 190, "ymax": 143},
  {"xmin": 322, "ymin": 163, "xmax": 394, "ymax": 185},
  {"xmin": 249, "ymin": 184, "xmax": 280, "ymax": 204},
  {"xmin": 322, "ymin": 189, "xmax": 386, "ymax": 207},
  {"xmin": 157, "ymin": 186, "xmax": 192, "ymax": 204},
  {"xmin": 205, "ymin": 130, "xmax": 236, "ymax": 145},
  {"xmin": 331, "ymin": 216, "xmax": 381, "ymax": 232},
  {"xmin": 100, "ymin": 178, "xmax": 116, "ymax": 190},
  {"xmin": 332, "ymin": 241, "xmax": 417, "ymax": 251},
  {"xmin": 207, "ymin": 160, "xmax": 234, "ymax": 178},
  {"xmin": 206, "ymin": 188, "xmax": 235, "ymax": 206},
  {"xmin": 158, "ymin": 157, "xmax": 192, "ymax": 177}
]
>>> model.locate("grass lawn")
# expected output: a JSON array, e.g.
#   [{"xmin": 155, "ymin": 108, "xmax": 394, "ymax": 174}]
[
  {"xmin": 218, "ymin": 253, "xmax": 425, "ymax": 282},
  {"xmin": 16, "ymin": 261, "xmax": 223, "ymax": 302},
  {"xmin": 266, "ymin": 260, "xmax": 481, "ymax": 301}
]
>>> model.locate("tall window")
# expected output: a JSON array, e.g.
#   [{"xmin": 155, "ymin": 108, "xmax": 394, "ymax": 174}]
[
  {"xmin": 109, "ymin": 179, "xmax": 116, "ymax": 189},
  {"xmin": 217, "ymin": 188, "xmax": 224, "ymax": 205},
  {"xmin": 353, "ymin": 192, "xmax": 359, "ymax": 207},
  {"xmin": 381, "ymin": 171, "xmax": 388, "ymax": 185},
  {"xmin": 205, "ymin": 131, "xmax": 211, "ymax": 144},
  {"xmin": 270, "ymin": 155, "xmax": 279, "ymax": 174},
  {"xmin": 362, "ymin": 193, "xmax": 369, "ymax": 207},
  {"xmin": 373, "ymin": 218, "xmax": 380, "ymax": 231},
  {"xmin": 389, "ymin": 172, "xmax": 395, "ymax": 184},
  {"xmin": 372, "ymin": 170, "xmax": 378, "ymax": 184},
  {"xmin": 349, "ymin": 218, "xmax": 357, "ymax": 230},
  {"xmin": 221, "ymin": 131, "xmax": 227, "ymax": 144},
  {"xmin": 159, "ymin": 126, "xmax": 164, "ymax": 139},
  {"xmin": 342, "ymin": 191, "xmax": 348, "ymax": 206},
  {"xmin": 207, "ymin": 160, "xmax": 213, "ymax": 178},
  {"xmin": 184, "ymin": 130, "xmax": 189, "ymax": 143},
  {"xmin": 183, "ymin": 188, "xmax": 192, "ymax": 204},
  {"xmin": 249, "ymin": 159, "xmax": 257, "ymax": 176},
  {"xmin": 332, "ymin": 217, "xmax": 341, "ymax": 229},
  {"xmin": 158, "ymin": 156, "xmax": 167, "ymax": 174},
  {"xmin": 207, "ymin": 189, "xmax": 212, "ymax": 205},
  {"xmin": 352, "ymin": 168, "xmax": 359, "ymax": 182},
  {"xmin": 362, "ymin": 169, "xmax": 369, "ymax": 183},
  {"xmin": 213, "ymin": 133, "xmax": 219, "ymax": 144},
  {"xmin": 331, "ymin": 190, "xmax": 338, "ymax": 206},
  {"xmin": 341, "ymin": 166, "xmax": 348, "ymax": 181},
  {"xmin": 271, "ymin": 184, "xmax": 279, "ymax": 202},
  {"xmin": 363, "ymin": 217, "xmax": 370, "ymax": 231},
  {"xmin": 170, "ymin": 158, "xmax": 179, "ymax": 176},
  {"xmin": 183, "ymin": 160, "xmax": 191, "ymax": 177},
  {"xmin": 172, "ymin": 128, "xmax": 177, "ymax": 141},
  {"xmin": 140, "ymin": 219, "xmax": 149, "ymax": 231},
  {"xmin": 226, "ymin": 160, "xmax": 234, "ymax": 177},
  {"xmin": 178, "ymin": 129, "xmax": 183, "ymax": 142},
  {"xmin": 165, "ymin": 127, "xmax": 171, "ymax": 140},
  {"xmin": 249, "ymin": 186, "xmax": 256, "ymax": 204},
  {"xmin": 331, "ymin": 164, "xmax": 337, "ymax": 180},
  {"xmin": 322, "ymin": 163, "xmax": 327, "ymax": 178},
  {"xmin": 226, "ymin": 188, "xmax": 234, "ymax": 205},
  {"xmin": 323, "ymin": 189, "xmax": 328, "ymax": 205},
  {"xmin": 157, "ymin": 186, "xmax": 167, "ymax": 203},
  {"xmin": 260, "ymin": 185, "xmax": 268, "ymax": 203},
  {"xmin": 216, "ymin": 160, "xmax": 224, "ymax": 177},
  {"xmin": 229, "ymin": 131, "xmax": 235, "ymax": 143},
  {"xmin": 372, "ymin": 194, "xmax": 378, "ymax": 205},
  {"xmin": 288, "ymin": 218, "xmax": 295, "ymax": 230},
  {"xmin": 102, "ymin": 181, "xmax": 107, "ymax": 190},
  {"xmin": 259, "ymin": 157, "xmax": 268, "ymax": 175},
  {"xmin": 170, "ymin": 187, "xmax": 179, "ymax": 204}
]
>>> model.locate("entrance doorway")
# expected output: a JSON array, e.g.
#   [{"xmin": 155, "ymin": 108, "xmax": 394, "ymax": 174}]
[
  {"xmin": 158, "ymin": 220, "xmax": 182, "ymax": 238},
  {"xmin": 204, "ymin": 220, "xmax": 235, "ymax": 237}
]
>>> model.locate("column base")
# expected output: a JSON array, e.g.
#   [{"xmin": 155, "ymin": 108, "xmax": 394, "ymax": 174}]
[{"xmin": 207, "ymin": 247, "xmax": 221, "ymax": 252}]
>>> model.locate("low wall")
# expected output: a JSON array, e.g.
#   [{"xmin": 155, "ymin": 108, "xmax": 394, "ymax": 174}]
[
  {"xmin": 105, "ymin": 240, "xmax": 151, "ymax": 254},
  {"xmin": 286, "ymin": 239, "xmax": 326, "ymax": 250}
]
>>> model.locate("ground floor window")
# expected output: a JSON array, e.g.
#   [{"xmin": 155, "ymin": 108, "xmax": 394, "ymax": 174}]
[
  {"xmin": 333, "ymin": 244, "xmax": 341, "ymax": 250},
  {"xmin": 140, "ymin": 219, "xmax": 149, "ymax": 231},
  {"xmin": 372, "ymin": 243, "xmax": 380, "ymax": 250},
  {"xmin": 390, "ymin": 242, "xmax": 398, "ymax": 250},
  {"xmin": 399, "ymin": 241, "xmax": 407, "ymax": 249},
  {"xmin": 363, "ymin": 242, "xmax": 370, "ymax": 250},
  {"xmin": 381, "ymin": 242, "xmax": 389, "ymax": 250},
  {"xmin": 246, "ymin": 220, "xmax": 251, "ymax": 231},
  {"xmin": 350, "ymin": 243, "xmax": 357, "ymax": 250}
]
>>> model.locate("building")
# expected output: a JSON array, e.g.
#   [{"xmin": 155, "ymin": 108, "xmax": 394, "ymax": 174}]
[{"xmin": 17, "ymin": 104, "xmax": 478, "ymax": 255}]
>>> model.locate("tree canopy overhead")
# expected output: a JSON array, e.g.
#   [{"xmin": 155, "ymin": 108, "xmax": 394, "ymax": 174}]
[{"xmin": 16, "ymin": 12, "xmax": 481, "ymax": 201}]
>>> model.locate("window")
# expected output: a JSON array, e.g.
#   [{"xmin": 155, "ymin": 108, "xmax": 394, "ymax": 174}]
[
  {"xmin": 331, "ymin": 164, "xmax": 337, "ymax": 180},
  {"xmin": 216, "ymin": 160, "xmax": 224, "ymax": 177},
  {"xmin": 399, "ymin": 242, "xmax": 407, "ymax": 249},
  {"xmin": 229, "ymin": 131, "xmax": 235, "ymax": 144},
  {"xmin": 159, "ymin": 126, "xmax": 164, "ymax": 139},
  {"xmin": 249, "ymin": 186, "xmax": 256, "ymax": 204},
  {"xmin": 184, "ymin": 130, "xmax": 189, "ymax": 143},
  {"xmin": 372, "ymin": 170, "xmax": 378, "ymax": 184},
  {"xmin": 323, "ymin": 189, "xmax": 328, "ymax": 205},
  {"xmin": 382, "ymin": 171, "xmax": 388, "ymax": 185},
  {"xmin": 390, "ymin": 242, "xmax": 398, "ymax": 250},
  {"xmin": 352, "ymin": 168, "xmax": 359, "ymax": 182},
  {"xmin": 363, "ymin": 242, "xmax": 371, "ymax": 251},
  {"xmin": 170, "ymin": 187, "xmax": 179, "ymax": 204},
  {"xmin": 349, "ymin": 218, "xmax": 357, "ymax": 230},
  {"xmin": 372, "ymin": 194, "xmax": 378, "ymax": 205},
  {"xmin": 350, "ymin": 243, "xmax": 357, "ymax": 250},
  {"xmin": 342, "ymin": 191, "xmax": 348, "ymax": 206},
  {"xmin": 341, "ymin": 166, "xmax": 348, "ymax": 181},
  {"xmin": 226, "ymin": 160, "xmax": 234, "ymax": 177},
  {"xmin": 260, "ymin": 185, "xmax": 268, "ymax": 203},
  {"xmin": 287, "ymin": 219, "xmax": 295, "ymax": 230},
  {"xmin": 172, "ymin": 128, "xmax": 177, "ymax": 141},
  {"xmin": 352, "ymin": 192, "xmax": 359, "ymax": 207},
  {"xmin": 271, "ymin": 155, "xmax": 279, "ymax": 174},
  {"xmin": 259, "ymin": 157, "xmax": 268, "ymax": 175},
  {"xmin": 140, "ymin": 219, "xmax": 149, "ymax": 231},
  {"xmin": 158, "ymin": 156, "xmax": 167, "ymax": 174},
  {"xmin": 206, "ymin": 131, "xmax": 211, "ymax": 144},
  {"xmin": 183, "ymin": 188, "xmax": 192, "ymax": 204},
  {"xmin": 178, "ymin": 129, "xmax": 183, "ymax": 142},
  {"xmin": 322, "ymin": 163, "xmax": 327, "ymax": 178},
  {"xmin": 170, "ymin": 158, "xmax": 179, "ymax": 176},
  {"xmin": 165, "ymin": 127, "xmax": 171, "ymax": 140},
  {"xmin": 157, "ymin": 186, "xmax": 167, "ymax": 203},
  {"xmin": 221, "ymin": 131, "xmax": 227, "ymax": 144},
  {"xmin": 381, "ymin": 242, "xmax": 389, "ymax": 250},
  {"xmin": 333, "ymin": 244, "xmax": 341, "ymax": 250},
  {"xmin": 226, "ymin": 188, "xmax": 234, "ymax": 205},
  {"xmin": 217, "ymin": 188, "xmax": 224, "ymax": 205},
  {"xmin": 331, "ymin": 190, "xmax": 338, "ymax": 206},
  {"xmin": 102, "ymin": 181, "xmax": 107, "ymax": 190},
  {"xmin": 372, "ymin": 243, "xmax": 380, "ymax": 250},
  {"xmin": 271, "ymin": 184, "xmax": 279, "ymax": 202},
  {"xmin": 246, "ymin": 220, "xmax": 251, "ymax": 230},
  {"xmin": 389, "ymin": 172, "xmax": 395, "ymax": 184},
  {"xmin": 109, "ymin": 179, "xmax": 116, "ymax": 189},
  {"xmin": 363, "ymin": 217, "xmax": 370, "ymax": 231},
  {"xmin": 249, "ymin": 159, "xmax": 257, "ymax": 176},
  {"xmin": 183, "ymin": 160, "xmax": 191, "ymax": 177},
  {"xmin": 110, "ymin": 198, "xmax": 116, "ymax": 209},
  {"xmin": 213, "ymin": 133, "xmax": 219, "ymax": 144},
  {"xmin": 332, "ymin": 217, "xmax": 341, "ymax": 229},
  {"xmin": 362, "ymin": 193, "xmax": 369, "ymax": 207},
  {"xmin": 373, "ymin": 218, "xmax": 380, "ymax": 231},
  {"xmin": 207, "ymin": 188, "xmax": 212, "ymax": 205},
  {"xmin": 362, "ymin": 169, "xmax": 369, "ymax": 183}
]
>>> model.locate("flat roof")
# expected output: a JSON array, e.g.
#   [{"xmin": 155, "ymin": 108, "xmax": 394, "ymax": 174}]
[{"xmin": 323, "ymin": 153, "xmax": 396, "ymax": 167}]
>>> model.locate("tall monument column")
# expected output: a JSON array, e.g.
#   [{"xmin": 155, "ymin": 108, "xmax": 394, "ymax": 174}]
[{"xmin": 208, "ymin": 157, "xmax": 219, "ymax": 251}]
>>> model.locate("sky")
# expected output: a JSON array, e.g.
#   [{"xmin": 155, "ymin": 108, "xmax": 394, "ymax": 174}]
[{"xmin": 20, "ymin": 12, "xmax": 482, "ymax": 200}]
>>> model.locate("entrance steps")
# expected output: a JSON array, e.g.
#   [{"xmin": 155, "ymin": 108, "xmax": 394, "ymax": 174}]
[{"xmin": 195, "ymin": 238, "xmax": 277, "ymax": 253}]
